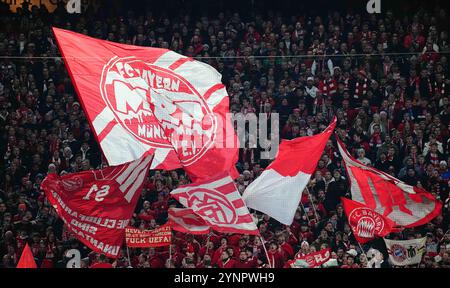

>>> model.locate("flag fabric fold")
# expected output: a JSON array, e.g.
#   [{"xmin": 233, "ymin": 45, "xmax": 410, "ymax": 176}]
[
  {"xmin": 242, "ymin": 117, "xmax": 336, "ymax": 225},
  {"xmin": 336, "ymin": 137, "xmax": 442, "ymax": 228},
  {"xmin": 52, "ymin": 27, "xmax": 238, "ymax": 181},
  {"xmin": 170, "ymin": 173, "xmax": 259, "ymax": 235},
  {"xmin": 168, "ymin": 208, "xmax": 211, "ymax": 235},
  {"xmin": 41, "ymin": 155, "xmax": 153, "ymax": 258}
]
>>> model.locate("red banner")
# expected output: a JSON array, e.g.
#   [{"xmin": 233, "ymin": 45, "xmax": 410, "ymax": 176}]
[
  {"xmin": 288, "ymin": 248, "xmax": 332, "ymax": 268},
  {"xmin": 41, "ymin": 156, "xmax": 152, "ymax": 258},
  {"xmin": 125, "ymin": 224, "xmax": 172, "ymax": 248}
]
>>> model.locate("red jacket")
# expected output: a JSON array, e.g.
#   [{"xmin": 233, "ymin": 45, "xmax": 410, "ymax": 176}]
[
  {"xmin": 268, "ymin": 251, "xmax": 285, "ymax": 268},
  {"xmin": 217, "ymin": 258, "xmax": 236, "ymax": 268},
  {"xmin": 234, "ymin": 257, "xmax": 258, "ymax": 268}
]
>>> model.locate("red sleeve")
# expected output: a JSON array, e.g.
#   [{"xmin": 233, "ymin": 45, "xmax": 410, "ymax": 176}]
[
  {"xmin": 138, "ymin": 212, "xmax": 155, "ymax": 222},
  {"xmin": 403, "ymin": 35, "xmax": 412, "ymax": 49}
]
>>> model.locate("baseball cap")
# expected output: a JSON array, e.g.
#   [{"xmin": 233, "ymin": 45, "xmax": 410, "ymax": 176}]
[{"xmin": 346, "ymin": 249, "xmax": 358, "ymax": 257}]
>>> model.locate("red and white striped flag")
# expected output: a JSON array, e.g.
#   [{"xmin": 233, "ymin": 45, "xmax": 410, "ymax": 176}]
[
  {"xmin": 170, "ymin": 173, "xmax": 259, "ymax": 235},
  {"xmin": 168, "ymin": 208, "xmax": 210, "ymax": 235},
  {"xmin": 337, "ymin": 137, "xmax": 442, "ymax": 228}
]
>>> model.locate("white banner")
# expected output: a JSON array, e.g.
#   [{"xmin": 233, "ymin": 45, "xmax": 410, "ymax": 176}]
[{"xmin": 384, "ymin": 237, "xmax": 426, "ymax": 266}]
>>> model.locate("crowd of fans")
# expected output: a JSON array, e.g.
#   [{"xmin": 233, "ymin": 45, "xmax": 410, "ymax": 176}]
[{"xmin": 0, "ymin": 1, "xmax": 449, "ymax": 268}]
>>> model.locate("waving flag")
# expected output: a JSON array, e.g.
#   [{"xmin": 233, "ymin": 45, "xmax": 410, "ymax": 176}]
[
  {"xmin": 17, "ymin": 243, "xmax": 37, "ymax": 268},
  {"xmin": 168, "ymin": 208, "xmax": 210, "ymax": 235},
  {"xmin": 341, "ymin": 197, "xmax": 398, "ymax": 244},
  {"xmin": 384, "ymin": 237, "xmax": 426, "ymax": 266},
  {"xmin": 52, "ymin": 27, "xmax": 238, "ymax": 181},
  {"xmin": 41, "ymin": 155, "xmax": 153, "ymax": 258},
  {"xmin": 336, "ymin": 137, "xmax": 441, "ymax": 227},
  {"xmin": 170, "ymin": 173, "xmax": 259, "ymax": 235},
  {"xmin": 242, "ymin": 117, "xmax": 336, "ymax": 225}
]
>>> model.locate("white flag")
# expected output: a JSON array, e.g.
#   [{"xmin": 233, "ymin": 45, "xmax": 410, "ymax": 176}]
[{"xmin": 384, "ymin": 237, "xmax": 426, "ymax": 266}]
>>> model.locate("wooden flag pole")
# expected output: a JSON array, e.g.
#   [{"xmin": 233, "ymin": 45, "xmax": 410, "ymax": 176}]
[
  {"xmin": 299, "ymin": 201, "xmax": 312, "ymax": 224},
  {"xmin": 260, "ymin": 235, "xmax": 272, "ymax": 268},
  {"xmin": 439, "ymin": 229, "xmax": 450, "ymax": 243},
  {"xmin": 126, "ymin": 246, "xmax": 132, "ymax": 267},
  {"xmin": 305, "ymin": 187, "xmax": 320, "ymax": 222},
  {"xmin": 205, "ymin": 232, "xmax": 212, "ymax": 255},
  {"xmin": 356, "ymin": 239, "xmax": 370, "ymax": 268}
]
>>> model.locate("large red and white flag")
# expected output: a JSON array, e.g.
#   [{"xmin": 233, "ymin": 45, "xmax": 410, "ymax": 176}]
[
  {"xmin": 168, "ymin": 208, "xmax": 210, "ymax": 235},
  {"xmin": 337, "ymin": 137, "xmax": 442, "ymax": 227},
  {"xmin": 52, "ymin": 27, "xmax": 238, "ymax": 182},
  {"xmin": 41, "ymin": 155, "xmax": 153, "ymax": 258},
  {"xmin": 242, "ymin": 117, "xmax": 336, "ymax": 225},
  {"xmin": 341, "ymin": 197, "xmax": 398, "ymax": 244},
  {"xmin": 170, "ymin": 173, "xmax": 259, "ymax": 235}
]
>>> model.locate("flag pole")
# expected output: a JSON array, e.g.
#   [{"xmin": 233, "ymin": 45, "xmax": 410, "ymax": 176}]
[
  {"xmin": 439, "ymin": 229, "xmax": 450, "ymax": 243},
  {"xmin": 356, "ymin": 241, "xmax": 369, "ymax": 268},
  {"xmin": 306, "ymin": 187, "xmax": 320, "ymax": 222},
  {"xmin": 299, "ymin": 202, "xmax": 311, "ymax": 224},
  {"xmin": 126, "ymin": 246, "xmax": 132, "ymax": 267},
  {"xmin": 259, "ymin": 235, "xmax": 272, "ymax": 268},
  {"xmin": 205, "ymin": 232, "xmax": 212, "ymax": 255}
]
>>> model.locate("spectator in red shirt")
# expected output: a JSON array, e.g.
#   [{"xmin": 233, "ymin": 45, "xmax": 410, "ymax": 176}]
[
  {"xmin": 216, "ymin": 250, "xmax": 236, "ymax": 268},
  {"xmin": 89, "ymin": 254, "xmax": 113, "ymax": 268}
]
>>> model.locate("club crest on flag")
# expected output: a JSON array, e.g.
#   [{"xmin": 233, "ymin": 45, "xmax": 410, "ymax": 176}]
[
  {"xmin": 100, "ymin": 55, "xmax": 217, "ymax": 163},
  {"xmin": 349, "ymin": 207, "xmax": 385, "ymax": 239},
  {"xmin": 170, "ymin": 173, "xmax": 259, "ymax": 235},
  {"xmin": 391, "ymin": 244, "xmax": 408, "ymax": 263},
  {"xmin": 184, "ymin": 188, "xmax": 237, "ymax": 224}
]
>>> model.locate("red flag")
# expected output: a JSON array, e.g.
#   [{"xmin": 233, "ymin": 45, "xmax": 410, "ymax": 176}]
[
  {"xmin": 125, "ymin": 224, "xmax": 172, "ymax": 248},
  {"xmin": 52, "ymin": 27, "xmax": 238, "ymax": 181},
  {"xmin": 168, "ymin": 208, "xmax": 210, "ymax": 235},
  {"xmin": 243, "ymin": 117, "xmax": 336, "ymax": 225},
  {"xmin": 41, "ymin": 155, "xmax": 153, "ymax": 258},
  {"xmin": 337, "ymin": 137, "xmax": 442, "ymax": 227},
  {"xmin": 341, "ymin": 197, "xmax": 398, "ymax": 244},
  {"xmin": 170, "ymin": 173, "xmax": 259, "ymax": 235},
  {"xmin": 17, "ymin": 243, "xmax": 37, "ymax": 268}
]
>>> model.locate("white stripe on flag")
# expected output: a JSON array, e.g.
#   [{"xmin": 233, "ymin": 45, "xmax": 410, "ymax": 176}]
[
  {"xmin": 235, "ymin": 206, "xmax": 252, "ymax": 216},
  {"xmin": 173, "ymin": 61, "xmax": 222, "ymax": 97},
  {"xmin": 206, "ymin": 86, "xmax": 228, "ymax": 110},
  {"xmin": 171, "ymin": 176, "xmax": 231, "ymax": 195},
  {"xmin": 101, "ymin": 124, "xmax": 150, "ymax": 166},
  {"xmin": 152, "ymin": 51, "xmax": 186, "ymax": 68},
  {"xmin": 120, "ymin": 156, "xmax": 152, "ymax": 193},
  {"xmin": 124, "ymin": 164, "xmax": 149, "ymax": 202},
  {"xmin": 92, "ymin": 106, "xmax": 115, "ymax": 134},
  {"xmin": 150, "ymin": 148, "xmax": 171, "ymax": 169},
  {"xmin": 116, "ymin": 157, "xmax": 143, "ymax": 185}
]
